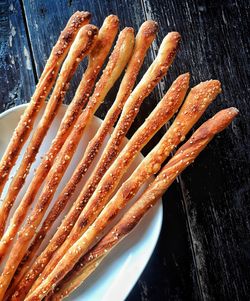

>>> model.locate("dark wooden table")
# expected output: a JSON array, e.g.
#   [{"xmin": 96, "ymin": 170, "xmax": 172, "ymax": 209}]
[{"xmin": 0, "ymin": 0, "xmax": 249, "ymax": 300}]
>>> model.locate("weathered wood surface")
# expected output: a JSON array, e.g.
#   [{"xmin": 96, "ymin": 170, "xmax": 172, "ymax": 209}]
[
  {"xmin": 0, "ymin": 0, "xmax": 249, "ymax": 300},
  {"xmin": 0, "ymin": 0, "xmax": 35, "ymax": 112},
  {"xmin": 139, "ymin": 1, "xmax": 250, "ymax": 300}
]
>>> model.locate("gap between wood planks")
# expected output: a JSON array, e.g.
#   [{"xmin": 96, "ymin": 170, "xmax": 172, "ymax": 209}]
[{"xmin": 20, "ymin": 0, "xmax": 38, "ymax": 82}]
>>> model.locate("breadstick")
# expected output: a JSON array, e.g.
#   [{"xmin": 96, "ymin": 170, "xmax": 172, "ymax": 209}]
[
  {"xmin": 26, "ymin": 108, "xmax": 237, "ymax": 301},
  {"xmin": 0, "ymin": 16, "xmax": 119, "ymax": 240},
  {"xmin": 16, "ymin": 32, "xmax": 181, "ymax": 298},
  {"xmin": 28, "ymin": 78, "xmax": 220, "ymax": 296},
  {"xmin": 0, "ymin": 28, "xmax": 134, "ymax": 300},
  {"xmin": 8, "ymin": 20, "xmax": 156, "ymax": 297},
  {"xmin": 51, "ymin": 107, "xmax": 238, "ymax": 301},
  {"xmin": 87, "ymin": 81, "xmax": 224, "ymax": 233},
  {"xmin": 0, "ymin": 23, "xmax": 98, "ymax": 259},
  {"xmin": 27, "ymin": 72, "xmax": 188, "ymax": 296},
  {"xmin": 0, "ymin": 11, "xmax": 91, "ymax": 197}
]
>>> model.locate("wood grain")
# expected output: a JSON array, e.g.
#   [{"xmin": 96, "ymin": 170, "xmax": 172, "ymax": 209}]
[
  {"xmin": 140, "ymin": 0, "xmax": 250, "ymax": 300},
  {"xmin": 0, "ymin": 0, "xmax": 35, "ymax": 113},
  {"xmin": 0, "ymin": 0, "xmax": 248, "ymax": 300}
]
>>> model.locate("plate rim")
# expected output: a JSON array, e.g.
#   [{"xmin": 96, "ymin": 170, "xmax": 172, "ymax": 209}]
[{"xmin": 0, "ymin": 103, "xmax": 163, "ymax": 300}]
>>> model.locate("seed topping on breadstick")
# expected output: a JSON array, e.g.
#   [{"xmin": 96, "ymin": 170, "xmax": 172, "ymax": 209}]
[
  {"xmin": 29, "ymin": 76, "xmax": 220, "ymax": 295},
  {"xmin": 11, "ymin": 30, "xmax": 180, "ymax": 299},
  {"xmin": 0, "ymin": 24, "xmax": 99, "ymax": 238},
  {"xmin": 0, "ymin": 11, "xmax": 91, "ymax": 197},
  {"xmin": 0, "ymin": 26, "xmax": 134, "ymax": 300},
  {"xmin": 28, "ymin": 72, "xmax": 189, "ymax": 293},
  {"xmin": 0, "ymin": 11, "xmax": 238, "ymax": 301},
  {"xmin": 7, "ymin": 20, "xmax": 155, "ymax": 299},
  {"xmin": 0, "ymin": 24, "xmax": 98, "ymax": 259},
  {"xmin": 4, "ymin": 16, "xmax": 119, "ymax": 300},
  {"xmin": 51, "ymin": 107, "xmax": 238, "ymax": 301},
  {"xmin": 24, "ymin": 107, "xmax": 238, "ymax": 301}
]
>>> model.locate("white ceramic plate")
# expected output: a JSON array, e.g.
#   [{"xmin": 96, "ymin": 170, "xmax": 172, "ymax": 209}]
[{"xmin": 0, "ymin": 104, "xmax": 163, "ymax": 301}]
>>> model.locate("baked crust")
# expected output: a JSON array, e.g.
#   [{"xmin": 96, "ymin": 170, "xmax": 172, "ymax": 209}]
[
  {"xmin": 51, "ymin": 107, "xmax": 238, "ymax": 301},
  {"xmin": 0, "ymin": 16, "xmax": 118, "ymax": 242},
  {"xmin": 0, "ymin": 11, "xmax": 91, "ymax": 199},
  {"xmin": 16, "ymin": 31, "xmax": 181, "ymax": 299},
  {"xmin": 8, "ymin": 19, "xmax": 156, "ymax": 300},
  {"xmin": 4, "ymin": 16, "xmax": 119, "ymax": 300}
]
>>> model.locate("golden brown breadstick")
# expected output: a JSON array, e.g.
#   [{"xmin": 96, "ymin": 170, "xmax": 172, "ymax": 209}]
[
  {"xmin": 16, "ymin": 32, "xmax": 180, "ymax": 297},
  {"xmin": 0, "ymin": 28, "xmax": 134, "ymax": 300},
  {"xmin": 89, "ymin": 81, "xmax": 223, "ymax": 232},
  {"xmin": 27, "ymin": 73, "xmax": 188, "ymax": 296},
  {"xmin": 25, "ymin": 107, "xmax": 237, "ymax": 301},
  {"xmin": 0, "ymin": 16, "xmax": 118, "ymax": 239},
  {"xmin": 51, "ymin": 107, "xmax": 238, "ymax": 301},
  {"xmin": 7, "ymin": 20, "xmax": 156, "ymax": 296},
  {"xmin": 29, "ymin": 78, "xmax": 221, "ymax": 297},
  {"xmin": 0, "ymin": 11, "xmax": 91, "ymax": 197},
  {"xmin": 0, "ymin": 23, "xmax": 98, "ymax": 258}
]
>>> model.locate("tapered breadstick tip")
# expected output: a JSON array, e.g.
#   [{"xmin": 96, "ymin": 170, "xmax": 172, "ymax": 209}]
[
  {"xmin": 175, "ymin": 106, "xmax": 239, "ymax": 155},
  {"xmin": 73, "ymin": 11, "xmax": 91, "ymax": 18},
  {"xmin": 123, "ymin": 27, "xmax": 135, "ymax": 34},
  {"xmin": 104, "ymin": 14, "xmax": 119, "ymax": 27},
  {"xmin": 67, "ymin": 11, "xmax": 91, "ymax": 26},
  {"xmin": 166, "ymin": 31, "xmax": 181, "ymax": 43},
  {"xmin": 161, "ymin": 32, "xmax": 181, "ymax": 55},
  {"xmin": 154, "ymin": 31, "xmax": 181, "ymax": 75},
  {"xmin": 139, "ymin": 20, "xmax": 159, "ymax": 37},
  {"xmin": 206, "ymin": 107, "xmax": 239, "ymax": 135},
  {"xmin": 77, "ymin": 24, "xmax": 99, "ymax": 39},
  {"xmin": 192, "ymin": 79, "xmax": 222, "ymax": 95},
  {"xmin": 211, "ymin": 107, "xmax": 239, "ymax": 133},
  {"xmin": 176, "ymin": 72, "xmax": 190, "ymax": 83},
  {"xmin": 228, "ymin": 107, "xmax": 239, "ymax": 115}
]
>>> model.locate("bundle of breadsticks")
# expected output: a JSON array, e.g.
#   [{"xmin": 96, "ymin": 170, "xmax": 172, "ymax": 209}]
[{"xmin": 0, "ymin": 11, "xmax": 238, "ymax": 301}]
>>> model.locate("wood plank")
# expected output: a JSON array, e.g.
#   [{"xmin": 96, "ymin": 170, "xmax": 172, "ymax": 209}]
[
  {"xmin": 144, "ymin": 0, "xmax": 250, "ymax": 299},
  {"xmin": 22, "ymin": 0, "xmax": 200, "ymax": 300},
  {"xmin": 0, "ymin": 0, "xmax": 35, "ymax": 113},
  {"xmin": 128, "ymin": 184, "xmax": 201, "ymax": 301}
]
